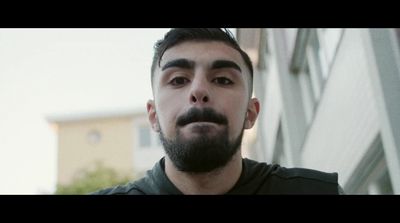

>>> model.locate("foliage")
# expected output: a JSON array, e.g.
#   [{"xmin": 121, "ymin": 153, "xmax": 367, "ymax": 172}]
[{"xmin": 55, "ymin": 162, "xmax": 132, "ymax": 194}]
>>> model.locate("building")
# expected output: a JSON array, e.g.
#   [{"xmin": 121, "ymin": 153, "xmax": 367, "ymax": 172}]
[
  {"xmin": 237, "ymin": 28, "xmax": 400, "ymax": 194},
  {"xmin": 47, "ymin": 109, "xmax": 164, "ymax": 186}
]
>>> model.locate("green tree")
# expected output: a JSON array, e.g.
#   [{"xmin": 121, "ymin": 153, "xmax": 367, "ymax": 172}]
[{"xmin": 55, "ymin": 162, "xmax": 132, "ymax": 194}]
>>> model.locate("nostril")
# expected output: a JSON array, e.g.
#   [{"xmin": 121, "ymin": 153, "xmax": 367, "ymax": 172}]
[
  {"xmin": 191, "ymin": 95, "xmax": 197, "ymax": 103},
  {"xmin": 203, "ymin": 96, "xmax": 209, "ymax": 103}
]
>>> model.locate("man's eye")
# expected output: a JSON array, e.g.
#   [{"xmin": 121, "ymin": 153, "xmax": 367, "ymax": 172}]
[
  {"xmin": 213, "ymin": 77, "xmax": 233, "ymax": 85},
  {"xmin": 169, "ymin": 77, "xmax": 189, "ymax": 86}
]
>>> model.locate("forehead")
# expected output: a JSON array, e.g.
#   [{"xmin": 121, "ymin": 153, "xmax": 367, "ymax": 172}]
[{"xmin": 158, "ymin": 41, "xmax": 247, "ymax": 71}]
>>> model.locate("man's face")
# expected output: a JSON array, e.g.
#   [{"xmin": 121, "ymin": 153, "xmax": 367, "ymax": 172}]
[{"xmin": 147, "ymin": 41, "xmax": 259, "ymax": 172}]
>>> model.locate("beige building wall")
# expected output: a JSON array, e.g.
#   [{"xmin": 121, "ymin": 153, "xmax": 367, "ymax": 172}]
[
  {"xmin": 50, "ymin": 110, "xmax": 165, "ymax": 186},
  {"xmin": 56, "ymin": 115, "xmax": 136, "ymax": 185},
  {"xmin": 47, "ymin": 109, "xmax": 165, "ymax": 186}
]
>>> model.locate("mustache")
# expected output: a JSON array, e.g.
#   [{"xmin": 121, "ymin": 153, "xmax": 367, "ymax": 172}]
[{"xmin": 176, "ymin": 107, "xmax": 228, "ymax": 127}]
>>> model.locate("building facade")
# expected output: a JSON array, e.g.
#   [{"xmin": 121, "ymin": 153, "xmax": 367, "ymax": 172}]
[
  {"xmin": 237, "ymin": 28, "xmax": 400, "ymax": 194},
  {"xmin": 47, "ymin": 109, "xmax": 164, "ymax": 186}
]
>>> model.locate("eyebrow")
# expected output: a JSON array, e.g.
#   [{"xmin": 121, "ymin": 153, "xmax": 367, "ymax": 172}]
[
  {"xmin": 211, "ymin": 60, "xmax": 242, "ymax": 73},
  {"xmin": 161, "ymin": 59, "xmax": 195, "ymax": 71},
  {"xmin": 161, "ymin": 58, "xmax": 242, "ymax": 73}
]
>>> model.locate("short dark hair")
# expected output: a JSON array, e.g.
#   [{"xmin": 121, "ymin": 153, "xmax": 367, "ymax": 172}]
[{"xmin": 150, "ymin": 28, "xmax": 254, "ymax": 96}]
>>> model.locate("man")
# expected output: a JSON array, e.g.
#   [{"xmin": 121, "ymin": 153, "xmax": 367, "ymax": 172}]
[{"xmin": 93, "ymin": 28, "xmax": 343, "ymax": 194}]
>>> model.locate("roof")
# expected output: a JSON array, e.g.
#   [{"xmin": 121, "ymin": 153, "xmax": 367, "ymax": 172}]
[{"xmin": 45, "ymin": 107, "xmax": 147, "ymax": 124}]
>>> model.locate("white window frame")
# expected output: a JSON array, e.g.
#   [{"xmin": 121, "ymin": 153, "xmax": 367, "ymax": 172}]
[
  {"xmin": 272, "ymin": 121, "xmax": 286, "ymax": 165},
  {"xmin": 344, "ymin": 135, "xmax": 394, "ymax": 194},
  {"xmin": 135, "ymin": 124, "xmax": 160, "ymax": 150},
  {"xmin": 305, "ymin": 34, "xmax": 324, "ymax": 102},
  {"xmin": 316, "ymin": 28, "xmax": 344, "ymax": 79},
  {"xmin": 298, "ymin": 62, "xmax": 316, "ymax": 127}
]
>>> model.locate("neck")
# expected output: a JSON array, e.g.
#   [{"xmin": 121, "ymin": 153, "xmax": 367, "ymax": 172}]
[{"xmin": 165, "ymin": 151, "xmax": 243, "ymax": 195}]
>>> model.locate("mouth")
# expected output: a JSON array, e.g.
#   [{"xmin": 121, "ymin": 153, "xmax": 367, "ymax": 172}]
[
  {"xmin": 185, "ymin": 121, "xmax": 220, "ymax": 126},
  {"xmin": 182, "ymin": 121, "xmax": 222, "ymax": 134},
  {"xmin": 176, "ymin": 108, "xmax": 228, "ymax": 127},
  {"xmin": 181, "ymin": 119, "xmax": 225, "ymax": 127}
]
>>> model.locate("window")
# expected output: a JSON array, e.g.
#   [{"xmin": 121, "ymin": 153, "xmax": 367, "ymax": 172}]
[
  {"xmin": 395, "ymin": 29, "xmax": 400, "ymax": 49},
  {"xmin": 272, "ymin": 122, "xmax": 286, "ymax": 165},
  {"xmin": 344, "ymin": 136, "xmax": 394, "ymax": 194},
  {"xmin": 295, "ymin": 29, "xmax": 343, "ymax": 128},
  {"xmin": 368, "ymin": 169, "xmax": 393, "ymax": 195},
  {"xmin": 138, "ymin": 126, "xmax": 151, "ymax": 147},
  {"xmin": 309, "ymin": 29, "xmax": 329, "ymax": 80},
  {"xmin": 87, "ymin": 129, "xmax": 101, "ymax": 145},
  {"xmin": 137, "ymin": 125, "xmax": 161, "ymax": 149},
  {"xmin": 291, "ymin": 29, "xmax": 325, "ymax": 128},
  {"xmin": 316, "ymin": 28, "xmax": 343, "ymax": 79},
  {"xmin": 289, "ymin": 29, "xmax": 343, "ymax": 139},
  {"xmin": 305, "ymin": 31, "xmax": 324, "ymax": 101},
  {"xmin": 298, "ymin": 62, "xmax": 316, "ymax": 126}
]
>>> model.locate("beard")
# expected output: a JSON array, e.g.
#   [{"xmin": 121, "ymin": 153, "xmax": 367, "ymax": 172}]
[{"xmin": 158, "ymin": 107, "xmax": 245, "ymax": 173}]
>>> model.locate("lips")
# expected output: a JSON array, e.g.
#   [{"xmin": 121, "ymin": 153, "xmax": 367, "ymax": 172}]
[
  {"xmin": 176, "ymin": 107, "xmax": 228, "ymax": 127},
  {"xmin": 179, "ymin": 115, "xmax": 224, "ymax": 126},
  {"xmin": 183, "ymin": 119, "xmax": 221, "ymax": 126}
]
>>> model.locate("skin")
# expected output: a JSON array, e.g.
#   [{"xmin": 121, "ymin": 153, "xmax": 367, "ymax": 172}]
[{"xmin": 147, "ymin": 41, "xmax": 260, "ymax": 194}]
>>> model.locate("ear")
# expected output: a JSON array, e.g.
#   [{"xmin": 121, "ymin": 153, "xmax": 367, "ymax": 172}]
[
  {"xmin": 147, "ymin": 99, "xmax": 160, "ymax": 132},
  {"xmin": 244, "ymin": 98, "xmax": 260, "ymax": 129}
]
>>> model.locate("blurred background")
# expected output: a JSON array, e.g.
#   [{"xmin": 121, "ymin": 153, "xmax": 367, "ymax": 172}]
[{"xmin": 0, "ymin": 28, "xmax": 399, "ymax": 194}]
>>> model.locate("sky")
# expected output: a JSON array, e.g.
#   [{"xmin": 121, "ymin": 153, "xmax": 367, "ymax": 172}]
[{"xmin": 0, "ymin": 28, "xmax": 170, "ymax": 194}]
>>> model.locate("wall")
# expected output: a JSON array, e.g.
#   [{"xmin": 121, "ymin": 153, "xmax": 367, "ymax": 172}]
[
  {"xmin": 57, "ymin": 116, "xmax": 134, "ymax": 185},
  {"xmin": 300, "ymin": 29, "xmax": 380, "ymax": 186}
]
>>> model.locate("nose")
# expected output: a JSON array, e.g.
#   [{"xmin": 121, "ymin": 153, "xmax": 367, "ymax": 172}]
[{"xmin": 190, "ymin": 76, "xmax": 210, "ymax": 105}]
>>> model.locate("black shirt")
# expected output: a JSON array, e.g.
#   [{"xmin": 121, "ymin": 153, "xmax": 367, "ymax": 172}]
[{"xmin": 92, "ymin": 157, "xmax": 341, "ymax": 195}]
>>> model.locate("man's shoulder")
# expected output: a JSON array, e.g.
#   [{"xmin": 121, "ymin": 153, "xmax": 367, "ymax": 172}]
[
  {"xmin": 272, "ymin": 166, "xmax": 338, "ymax": 184},
  {"xmin": 243, "ymin": 158, "xmax": 340, "ymax": 194},
  {"xmin": 244, "ymin": 158, "xmax": 338, "ymax": 184}
]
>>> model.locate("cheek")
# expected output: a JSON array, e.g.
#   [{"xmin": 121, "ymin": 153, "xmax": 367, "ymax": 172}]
[
  {"xmin": 155, "ymin": 95, "xmax": 182, "ymax": 135},
  {"xmin": 231, "ymin": 110, "xmax": 247, "ymax": 129},
  {"xmin": 225, "ymin": 99, "xmax": 248, "ymax": 130}
]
